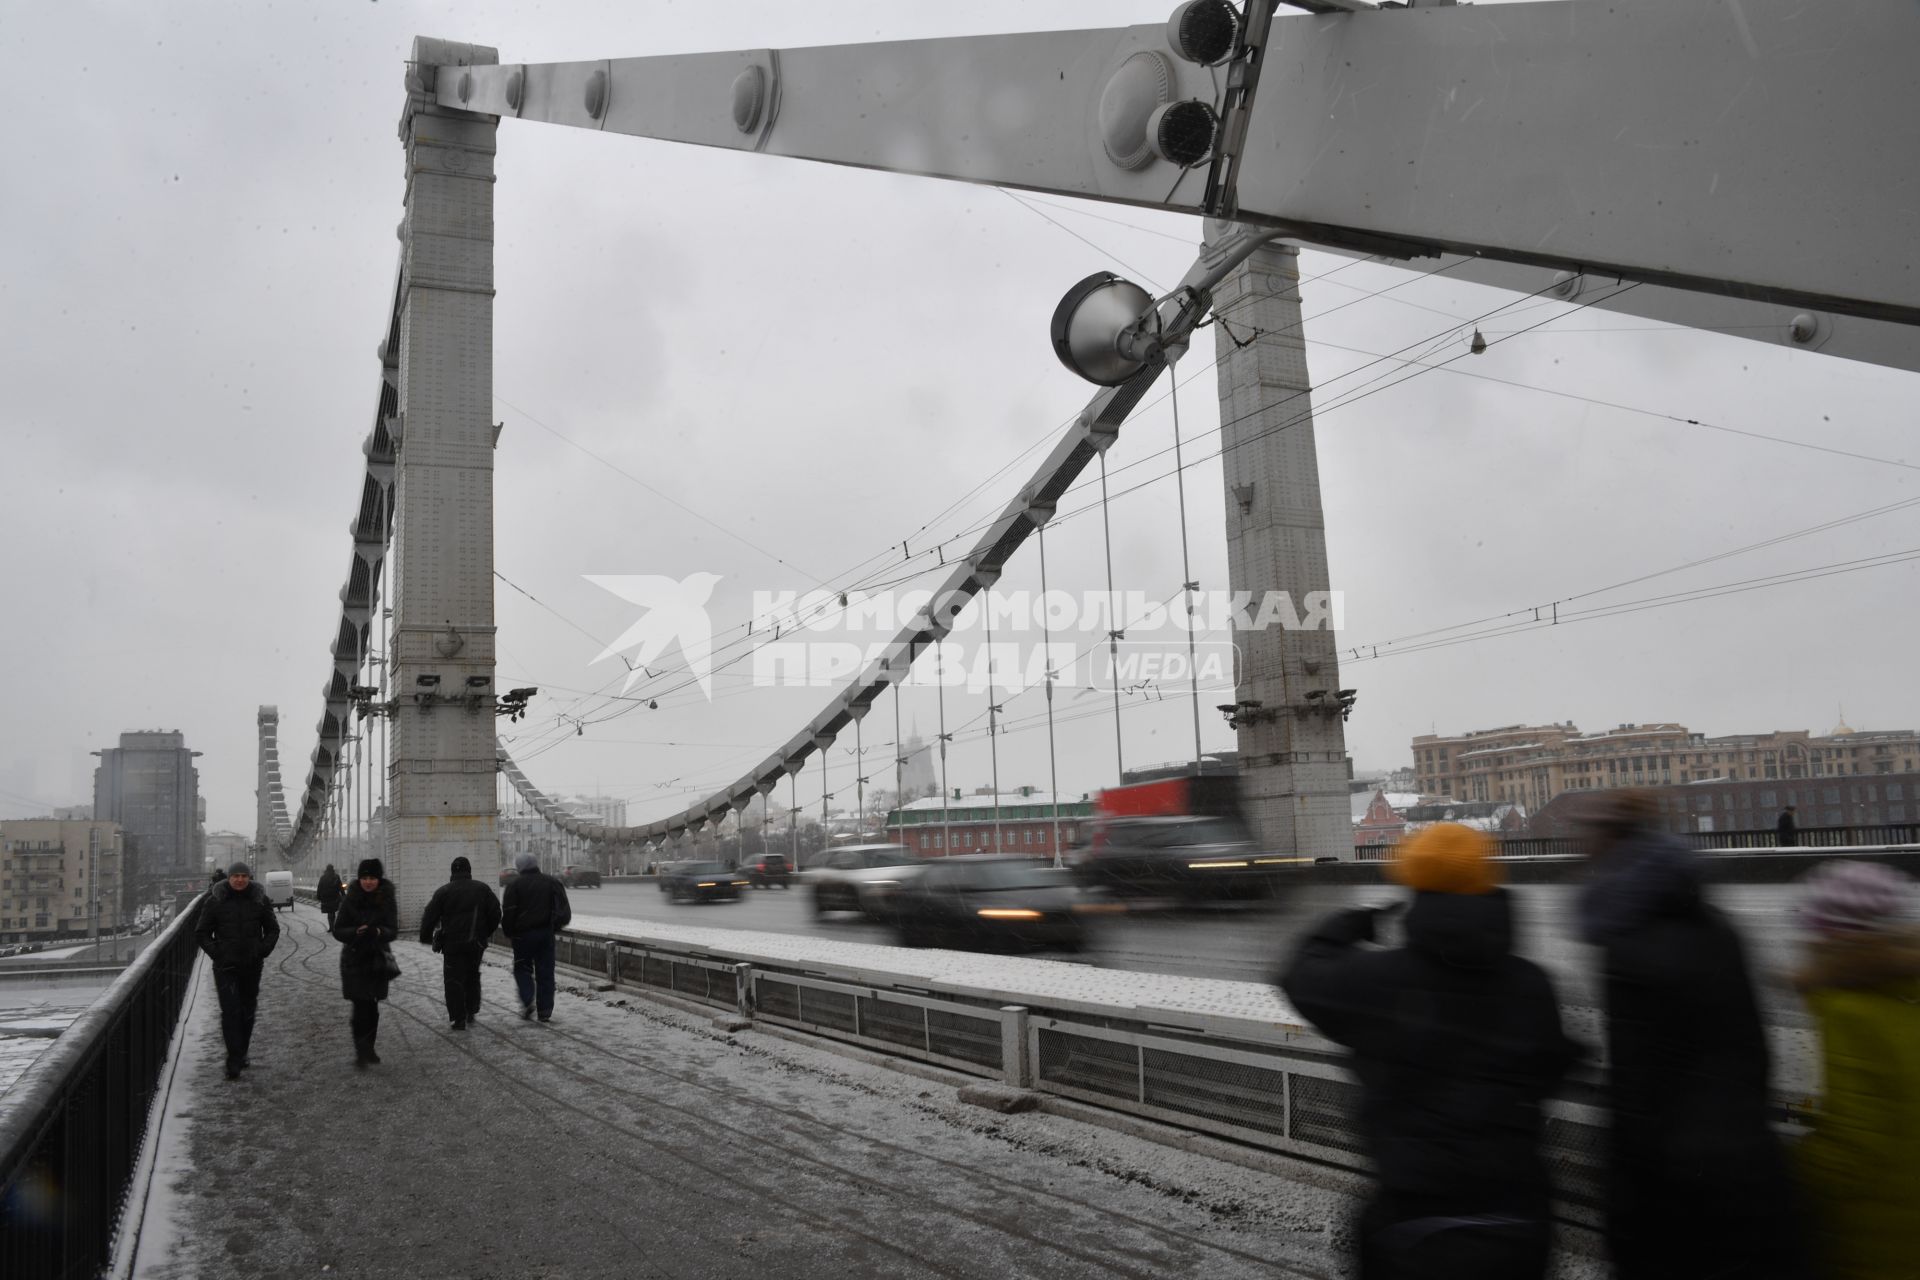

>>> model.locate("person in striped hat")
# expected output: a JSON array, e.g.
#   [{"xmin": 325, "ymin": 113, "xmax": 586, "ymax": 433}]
[{"xmin": 1792, "ymin": 860, "xmax": 1920, "ymax": 1280}]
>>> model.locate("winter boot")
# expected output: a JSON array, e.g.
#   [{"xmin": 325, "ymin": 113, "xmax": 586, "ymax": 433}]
[{"xmin": 354, "ymin": 1038, "xmax": 374, "ymax": 1069}]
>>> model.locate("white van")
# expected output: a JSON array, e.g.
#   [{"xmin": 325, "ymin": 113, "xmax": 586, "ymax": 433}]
[{"xmin": 263, "ymin": 870, "xmax": 296, "ymax": 911}]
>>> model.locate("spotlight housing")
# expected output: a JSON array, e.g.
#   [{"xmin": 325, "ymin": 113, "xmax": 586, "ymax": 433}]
[{"xmin": 1050, "ymin": 272, "xmax": 1154, "ymax": 385}]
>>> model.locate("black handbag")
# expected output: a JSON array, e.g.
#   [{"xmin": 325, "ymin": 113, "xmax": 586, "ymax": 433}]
[{"xmin": 381, "ymin": 948, "xmax": 402, "ymax": 979}]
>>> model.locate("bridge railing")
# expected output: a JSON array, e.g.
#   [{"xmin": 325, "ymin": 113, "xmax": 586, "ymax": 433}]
[
  {"xmin": 1358, "ymin": 825, "xmax": 1920, "ymax": 861},
  {"xmin": 0, "ymin": 896, "xmax": 203, "ymax": 1280}
]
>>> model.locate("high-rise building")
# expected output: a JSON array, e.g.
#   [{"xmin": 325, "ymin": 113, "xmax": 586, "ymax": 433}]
[
  {"xmin": 92, "ymin": 730, "xmax": 204, "ymax": 885},
  {"xmin": 898, "ymin": 732, "xmax": 937, "ymax": 801}
]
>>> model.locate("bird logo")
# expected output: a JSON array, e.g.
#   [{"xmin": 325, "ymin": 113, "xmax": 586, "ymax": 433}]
[{"xmin": 584, "ymin": 573, "xmax": 722, "ymax": 699}]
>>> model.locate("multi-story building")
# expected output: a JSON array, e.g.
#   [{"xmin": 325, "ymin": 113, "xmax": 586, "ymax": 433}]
[
  {"xmin": 1530, "ymin": 771, "xmax": 1920, "ymax": 838},
  {"xmin": 1415, "ymin": 717, "xmax": 1920, "ymax": 814},
  {"xmin": 886, "ymin": 788, "xmax": 1095, "ymax": 858},
  {"xmin": 0, "ymin": 819, "xmax": 124, "ymax": 942},
  {"xmin": 92, "ymin": 730, "xmax": 203, "ymax": 885}
]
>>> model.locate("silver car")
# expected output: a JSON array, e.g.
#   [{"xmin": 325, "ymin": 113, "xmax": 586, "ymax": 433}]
[{"xmin": 803, "ymin": 844, "xmax": 928, "ymax": 919}]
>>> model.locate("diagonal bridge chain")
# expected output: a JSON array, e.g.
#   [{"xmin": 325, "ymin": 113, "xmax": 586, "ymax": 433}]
[{"xmin": 497, "ymin": 227, "xmax": 1282, "ymax": 852}]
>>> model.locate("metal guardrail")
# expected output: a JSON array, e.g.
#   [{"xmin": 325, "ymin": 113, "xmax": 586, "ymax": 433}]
[
  {"xmin": 534, "ymin": 923, "xmax": 1633, "ymax": 1223},
  {"xmin": 0, "ymin": 895, "xmax": 203, "ymax": 1280}
]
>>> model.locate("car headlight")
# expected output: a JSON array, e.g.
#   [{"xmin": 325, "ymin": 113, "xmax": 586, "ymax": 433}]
[
  {"xmin": 977, "ymin": 908, "xmax": 1042, "ymax": 921},
  {"xmin": 1186, "ymin": 860, "xmax": 1249, "ymax": 869},
  {"xmin": 697, "ymin": 881, "xmax": 717, "ymax": 888}
]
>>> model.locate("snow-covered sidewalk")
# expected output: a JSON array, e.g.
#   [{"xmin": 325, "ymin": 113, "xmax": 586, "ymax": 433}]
[{"xmin": 125, "ymin": 908, "xmax": 1399, "ymax": 1279}]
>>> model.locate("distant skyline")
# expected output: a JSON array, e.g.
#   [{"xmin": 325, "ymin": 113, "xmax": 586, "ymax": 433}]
[{"xmin": 4, "ymin": 2, "xmax": 1914, "ymax": 833}]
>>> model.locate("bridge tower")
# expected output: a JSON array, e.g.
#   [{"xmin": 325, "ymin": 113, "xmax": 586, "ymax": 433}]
[
  {"xmin": 385, "ymin": 38, "xmax": 502, "ymax": 923},
  {"xmin": 1214, "ymin": 241, "xmax": 1350, "ymax": 861}
]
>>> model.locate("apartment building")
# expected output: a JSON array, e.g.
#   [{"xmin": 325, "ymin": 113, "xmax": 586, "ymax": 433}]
[{"xmin": 0, "ymin": 819, "xmax": 124, "ymax": 942}]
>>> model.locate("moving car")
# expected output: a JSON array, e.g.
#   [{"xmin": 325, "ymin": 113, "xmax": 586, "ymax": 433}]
[
  {"xmin": 660, "ymin": 861, "xmax": 749, "ymax": 903},
  {"xmin": 561, "ymin": 865, "xmax": 602, "ymax": 889},
  {"xmin": 803, "ymin": 844, "xmax": 926, "ymax": 919},
  {"xmin": 1072, "ymin": 815, "xmax": 1295, "ymax": 900},
  {"xmin": 740, "ymin": 853, "xmax": 792, "ymax": 889},
  {"xmin": 891, "ymin": 855, "xmax": 1088, "ymax": 952},
  {"xmin": 263, "ymin": 870, "xmax": 296, "ymax": 911}
]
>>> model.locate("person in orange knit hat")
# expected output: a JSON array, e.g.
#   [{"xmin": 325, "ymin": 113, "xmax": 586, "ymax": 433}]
[{"xmin": 1279, "ymin": 823, "xmax": 1578, "ymax": 1279}]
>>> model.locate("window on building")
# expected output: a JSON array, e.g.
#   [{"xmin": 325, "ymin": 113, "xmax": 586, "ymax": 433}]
[
  {"xmin": 1824, "ymin": 787, "xmax": 1841, "ymax": 805},
  {"xmin": 1761, "ymin": 790, "xmax": 1777, "ymax": 808}
]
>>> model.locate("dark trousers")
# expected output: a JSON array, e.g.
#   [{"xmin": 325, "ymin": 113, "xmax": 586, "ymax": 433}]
[
  {"xmin": 1358, "ymin": 1193, "xmax": 1550, "ymax": 1280},
  {"xmin": 511, "ymin": 930, "xmax": 556, "ymax": 1015},
  {"xmin": 212, "ymin": 961, "xmax": 263, "ymax": 1063},
  {"xmin": 350, "ymin": 997, "xmax": 380, "ymax": 1045},
  {"xmin": 441, "ymin": 943, "xmax": 484, "ymax": 1021}
]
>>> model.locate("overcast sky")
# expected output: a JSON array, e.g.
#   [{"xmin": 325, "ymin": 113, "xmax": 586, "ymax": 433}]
[{"xmin": 3, "ymin": 1, "xmax": 1913, "ymax": 835}]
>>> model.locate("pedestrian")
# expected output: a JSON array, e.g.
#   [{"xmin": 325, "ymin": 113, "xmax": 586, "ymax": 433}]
[
  {"xmin": 1778, "ymin": 804, "xmax": 1800, "ymax": 847},
  {"xmin": 193, "ymin": 861, "xmax": 280, "ymax": 1081},
  {"xmin": 332, "ymin": 857, "xmax": 399, "ymax": 1068},
  {"xmin": 419, "ymin": 855, "xmax": 502, "ymax": 1030},
  {"xmin": 1576, "ymin": 789, "xmax": 1809, "ymax": 1279},
  {"xmin": 500, "ymin": 853, "xmax": 571, "ymax": 1022},
  {"xmin": 1278, "ymin": 823, "xmax": 1579, "ymax": 1279},
  {"xmin": 1791, "ymin": 860, "xmax": 1920, "ymax": 1280},
  {"xmin": 316, "ymin": 862, "xmax": 344, "ymax": 932}
]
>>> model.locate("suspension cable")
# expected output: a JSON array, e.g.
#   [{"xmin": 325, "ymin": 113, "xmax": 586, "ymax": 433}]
[
  {"xmin": 1039, "ymin": 525, "xmax": 1063, "ymax": 868},
  {"xmin": 1097, "ymin": 452, "xmax": 1124, "ymax": 783},
  {"xmin": 1168, "ymin": 351, "xmax": 1204, "ymax": 771}
]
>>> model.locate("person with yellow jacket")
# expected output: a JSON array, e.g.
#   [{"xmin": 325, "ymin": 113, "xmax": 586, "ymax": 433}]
[{"xmin": 1793, "ymin": 859, "xmax": 1920, "ymax": 1280}]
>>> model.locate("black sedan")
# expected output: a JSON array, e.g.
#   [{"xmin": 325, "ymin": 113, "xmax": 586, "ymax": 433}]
[
  {"xmin": 891, "ymin": 856, "xmax": 1089, "ymax": 952},
  {"xmin": 661, "ymin": 861, "xmax": 749, "ymax": 903}
]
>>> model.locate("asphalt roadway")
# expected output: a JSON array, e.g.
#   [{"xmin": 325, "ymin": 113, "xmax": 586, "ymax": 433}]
[
  {"xmin": 131, "ymin": 908, "xmax": 1422, "ymax": 1280},
  {"xmin": 578, "ymin": 878, "xmax": 1817, "ymax": 1028}
]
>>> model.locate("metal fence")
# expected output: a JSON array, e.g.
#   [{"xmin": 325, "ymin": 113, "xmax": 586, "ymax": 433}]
[
  {"xmin": 0, "ymin": 896, "xmax": 203, "ymax": 1280},
  {"xmin": 537, "ymin": 923, "xmax": 1643, "ymax": 1224}
]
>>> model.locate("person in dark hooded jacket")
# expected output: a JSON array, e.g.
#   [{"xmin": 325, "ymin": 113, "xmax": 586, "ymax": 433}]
[
  {"xmin": 332, "ymin": 857, "xmax": 399, "ymax": 1068},
  {"xmin": 1577, "ymin": 790, "xmax": 1809, "ymax": 1280},
  {"xmin": 194, "ymin": 861, "xmax": 280, "ymax": 1080},
  {"xmin": 501, "ymin": 853, "xmax": 571, "ymax": 1021},
  {"xmin": 1280, "ymin": 823, "xmax": 1579, "ymax": 1279},
  {"xmin": 419, "ymin": 856, "xmax": 501, "ymax": 1030},
  {"xmin": 316, "ymin": 863, "xmax": 344, "ymax": 931}
]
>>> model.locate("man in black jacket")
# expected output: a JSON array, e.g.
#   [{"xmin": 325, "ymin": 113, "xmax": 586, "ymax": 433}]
[
  {"xmin": 500, "ymin": 853, "xmax": 571, "ymax": 1022},
  {"xmin": 193, "ymin": 861, "xmax": 281, "ymax": 1080},
  {"xmin": 1280, "ymin": 824, "xmax": 1578, "ymax": 1279},
  {"xmin": 1775, "ymin": 804, "xmax": 1798, "ymax": 847},
  {"xmin": 420, "ymin": 856, "xmax": 502, "ymax": 1030},
  {"xmin": 1578, "ymin": 791, "xmax": 1809, "ymax": 1279},
  {"xmin": 316, "ymin": 863, "xmax": 344, "ymax": 932}
]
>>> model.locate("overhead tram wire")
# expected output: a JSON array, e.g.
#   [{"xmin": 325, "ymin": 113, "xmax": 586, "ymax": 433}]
[
  {"xmin": 504, "ymin": 269, "xmax": 1837, "ymax": 782},
  {"xmin": 509, "ymin": 277, "xmax": 1617, "ymax": 758},
  {"xmin": 1342, "ymin": 545, "xmax": 1920, "ymax": 664},
  {"xmin": 1347, "ymin": 490, "xmax": 1920, "ymax": 658},
  {"xmin": 505, "ymin": 252, "xmax": 1505, "ymax": 728}
]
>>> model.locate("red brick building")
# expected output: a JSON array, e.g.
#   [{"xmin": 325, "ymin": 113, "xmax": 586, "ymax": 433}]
[{"xmin": 885, "ymin": 790, "xmax": 1095, "ymax": 858}]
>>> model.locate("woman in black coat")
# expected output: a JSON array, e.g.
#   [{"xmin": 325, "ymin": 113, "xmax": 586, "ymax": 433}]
[{"xmin": 332, "ymin": 857, "xmax": 399, "ymax": 1068}]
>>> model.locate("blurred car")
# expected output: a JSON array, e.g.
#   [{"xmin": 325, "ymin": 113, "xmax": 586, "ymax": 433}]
[
  {"xmin": 740, "ymin": 853, "xmax": 792, "ymax": 889},
  {"xmin": 660, "ymin": 861, "xmax": 749, "ymax": 903},
  {"xmin": 891, "ymin": 855, "xmax": 1089, "ymax": 952},
  {"xmin": 803, "ymin": 844, "xmax": 927, "ymax": 919},
  {"xmin": 561, "ymin": 865, "xmax": 602, "ymax": 889},
  {"xmin": 1071, "ymin": 815, "xmax": 1299, "ymax": 900}
]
